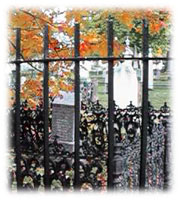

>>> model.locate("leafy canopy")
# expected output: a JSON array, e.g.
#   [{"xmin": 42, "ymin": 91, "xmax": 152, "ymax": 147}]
[{"xmin": 8, "ymin": 8, "xmax": 171, "ymax": 108}]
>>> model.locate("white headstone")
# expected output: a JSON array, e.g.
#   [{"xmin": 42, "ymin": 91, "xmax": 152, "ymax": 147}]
[
  {"xmin": 148, "ymin": 48, "xmax": 154, "ymax": 89},
  {"xmin": 138, "ymin": 52, "xmax": 143, "ymax": 83},
  {"xmin": 153, "ymin": 60, "xmax": 164, "ymax": 80},
  {"xmin": 114, "ymin": 36, "xmax": 138, "ymax": 108},
  {"xmin": 91, "ymin": 79, "xmax": 98, "ymax": 102},
  {"xmin": 155, "ymin": 60, "xmax": 164, "ymax": 71},
  {"xmin": 114, "ymin": 62, "xmax": 138, "ymax": 108}
]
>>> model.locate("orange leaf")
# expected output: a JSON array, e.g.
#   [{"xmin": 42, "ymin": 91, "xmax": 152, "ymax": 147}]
[{"xmin": 121, "ymin": 11, "xmax": 132, "ymax": 25}]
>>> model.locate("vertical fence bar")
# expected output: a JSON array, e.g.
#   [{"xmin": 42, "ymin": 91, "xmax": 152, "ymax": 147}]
[
  {"xmin": 163, "ymin": 132, "xmax": 169, "ymax": 189},
  {"xmin": 163, "ymin": 52, "xmax": 170, "ymax": 190},
  {"xmin": 74, "ymin": 23, "xmax": 80, "ymax": 189},
  {"xmin": 15, "ymin": 28, "xmax": 22, "ymax": 190},
  {"xmin": 139, "ymin": 19, "xmax": 149, "ymax": 189},
  {"xmin": 43, "ymin": 25, "xmax": 50, "ymax": 189},
  {"xmin": 163, "ymin": 105, "xmax": 170, "ymax": 190},
  {"xmin": 107, "ymin": 19, "xmax": 114, "ymax": 189}
]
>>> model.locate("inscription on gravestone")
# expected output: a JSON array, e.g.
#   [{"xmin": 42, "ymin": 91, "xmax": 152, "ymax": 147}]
[{"xmin": 52, "ymin": 91, "xmax": 75, "ymax": 153}]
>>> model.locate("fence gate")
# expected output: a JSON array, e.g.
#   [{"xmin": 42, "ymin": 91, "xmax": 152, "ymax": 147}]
[{"xmin": 9, "ymin": 19, "xmax": 171, "ymax": 191}]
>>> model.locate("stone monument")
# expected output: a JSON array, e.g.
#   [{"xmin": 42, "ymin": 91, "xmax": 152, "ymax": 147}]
[
  {"xmin": 91, "ymin": 78, "xmax": 98, "ymax": 102},
  {"xmin": 114, "ymin": 36, "xmax": 138, "ymax": 108},
  {"xmin": 52, "ymin": 91, "xmax": 75, "ymax": 153},
  {"xmin": 148, "ymin": 48, "xmax": 154, "ymax": 89},
  {"xmin": 154, "ymin": 60, "xmax": 164, "ymax": 80}
]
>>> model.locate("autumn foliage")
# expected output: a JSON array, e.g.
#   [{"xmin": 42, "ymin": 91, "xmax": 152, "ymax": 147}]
[{"xmin": 8, "ymin": 8, "xmax": 171, "ymax": 108}]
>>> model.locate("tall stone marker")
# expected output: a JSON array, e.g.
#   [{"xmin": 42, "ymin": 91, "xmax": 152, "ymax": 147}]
[{"xmin": 52, "ymin": 91, "xmax": 75, "ymax": 153}]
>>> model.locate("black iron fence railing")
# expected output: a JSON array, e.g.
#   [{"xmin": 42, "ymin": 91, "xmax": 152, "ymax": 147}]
[{"xmin": 9, "ymin": 19, "xmax": 171, "ymax": 191}]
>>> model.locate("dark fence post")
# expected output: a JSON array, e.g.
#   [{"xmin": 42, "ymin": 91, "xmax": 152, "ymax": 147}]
[
  {"xmin": 163, "ymin": 131, "xmax": 169, "ymax": 189},
  {"xmin": 74, "ymin": 23, "xmax": 80, "ymax": 189},
  {"xmin": 139, "ymin": 19, "xmax": 149, "ymax": 189},
  {"xmin": 10, "ymin": 18, "xmax": 171, "ymax": 192},
  {"xmin": 163, "ymin": 107, "xmax": 170, "ymax": 190},
  {"xmin": 43, "ymin": 25, "xmax": 50, "ymax": 189},
  {"xmin": 15, "ymin": 28, "xmax": 22, "ymax": 190},
  {"xmin": 107, "ymin": 19, "xmax": 114, "ymax": 189}
]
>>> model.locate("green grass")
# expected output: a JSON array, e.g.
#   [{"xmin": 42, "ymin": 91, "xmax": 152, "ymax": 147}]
[
  {"xmin": 149, "ymin": 80, "xmax": 171, "ymax": 109},
  {"xmin": 96, "ymin": 74, "xmax": 171, "ymax": 109}
]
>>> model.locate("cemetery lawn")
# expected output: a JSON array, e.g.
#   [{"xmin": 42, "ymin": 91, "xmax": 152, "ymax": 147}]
[
  {"xmin": 97, "ymin": 79, "xmax": 171, "ymax": 109},
  {"xmin": 149, "ymin": 80, "xmax": 171, "ymax": 109}
]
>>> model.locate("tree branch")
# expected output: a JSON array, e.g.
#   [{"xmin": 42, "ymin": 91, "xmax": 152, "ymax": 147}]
[
  {"xmin": 8, "ymin": 39, "xmax": 42, "ymax": 72},
  {"xmin": 19, "ymin": 9, "xmax": 67, "ymax": 59}
]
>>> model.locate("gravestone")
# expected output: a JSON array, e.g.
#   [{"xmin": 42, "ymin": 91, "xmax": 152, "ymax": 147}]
[
  {"xmin": 104, "ymin": 69, "xmax": 108, "ymax": 93},
  {"xmin": 148, "ymin": 48, "xmax": 154, "ymax": 89},
  {"xmin": 154, "ymin": 60, "xmax": 164, "ymax": 80},
  {"xmin": 91, "ymin": 78, "xmax": 98, "ymax": 102},
  {"xmin": 52, "ymin": 91, "xmax": 75, "ymax": 153},
  {"xmin": 114, "ymin": 36, "xmax": 138, "ymax": 108}
]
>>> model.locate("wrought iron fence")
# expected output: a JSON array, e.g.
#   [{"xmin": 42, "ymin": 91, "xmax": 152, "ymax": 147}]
[{"xmin": 9, "ymin": 19, "xmax": 171, "ymax": 191}]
